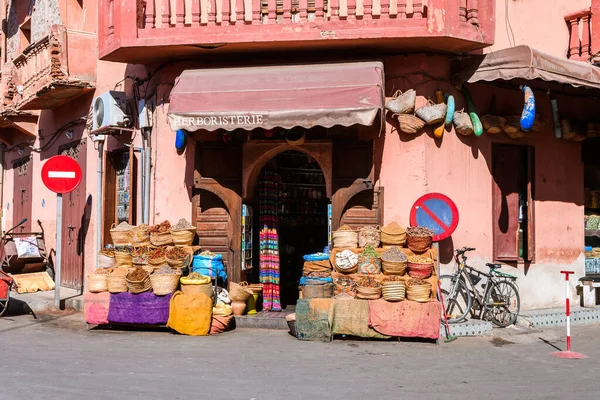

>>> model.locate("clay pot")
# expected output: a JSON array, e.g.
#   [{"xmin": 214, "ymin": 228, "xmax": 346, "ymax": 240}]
[{"xmin": 232, "ymin": 300, "xmax": 246, "ymax": 317}]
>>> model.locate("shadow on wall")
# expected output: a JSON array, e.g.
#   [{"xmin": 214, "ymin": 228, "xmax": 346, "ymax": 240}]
[{"xmin": 37, "ymin": 92, "xmax": 94, "ymax": 161}]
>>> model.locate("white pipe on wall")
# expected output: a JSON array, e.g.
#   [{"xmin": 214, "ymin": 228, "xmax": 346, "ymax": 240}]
[{"xmin": 96, "ymin": 140, "xmax": 104, "ymax": 267}]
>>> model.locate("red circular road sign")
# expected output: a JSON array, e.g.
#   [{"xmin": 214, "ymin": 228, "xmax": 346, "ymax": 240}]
[
  {"xmin": 41, "ymin": 156, "xmax": 82, "ymax": 194},
  {"xmin": 409, "ymin": 193, "xmax": 459, "ymax": 242}
]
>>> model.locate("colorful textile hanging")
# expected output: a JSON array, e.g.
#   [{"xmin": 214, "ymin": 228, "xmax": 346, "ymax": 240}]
[{"xmin": 259, "ymin": 161, "xmax": 282, "ymax": 311}]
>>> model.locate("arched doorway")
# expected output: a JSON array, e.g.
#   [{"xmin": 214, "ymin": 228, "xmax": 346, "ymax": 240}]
[{"xmin": 250, "ymin": 150, "xmax": 329, "ymax": 309}]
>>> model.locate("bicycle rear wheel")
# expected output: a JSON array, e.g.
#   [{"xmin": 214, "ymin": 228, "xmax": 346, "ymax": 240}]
[
  {"xmin": 484, "ymin": 280, "xmax": 520, "ymax": 327},
  {"xmin": 439, "ymin": 275, "xmax": 472, "ymax": 323}
]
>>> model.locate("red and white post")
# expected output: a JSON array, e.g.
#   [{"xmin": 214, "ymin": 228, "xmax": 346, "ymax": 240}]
[{"xmin": 550, "ymin": 270, "xmax": 588, "ymax": 359}]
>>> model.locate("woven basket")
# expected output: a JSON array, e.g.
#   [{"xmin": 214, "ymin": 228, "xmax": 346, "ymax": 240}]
[
  {"xmin": 302, "ymin": 283, "xmax": 334, "ymax": 299},
  {"xmin": 356, "ymin": 286, "xmax": 382, "ymax": 300},
  {"xmin": 386, "ymin": 89, "xmax": 416, "ymax": 114},
  {"xmin": 406, "ymin": 234, "xmax": 432, "ymax": 253},
  {"xmin": 88, "ymin": 274, "xmax": 108, "ymax": 293},
  {"xmin": 406, "ymin": 283, "xmax": 432, "ymax": 302},
  {"xmin": 166, "ymin": 254, "xmax": 189, "ymax": 269},
  {"xmin": 107, "ymin": 275, "xmax": 128, "ymax": 293},
  {"xmin": 357, "ymin": 255, "xmax": 382, "ymax": 275},
  {"xmin": 148, "ymin": 255, "xmax": 166, "ymax": 267},
  {"xmin": 182, "ymin": 282, "xmax": 214, "ymax": 298},
  {"xmin": 358, "ymin": 226, "xmax": 380, "ymax": 248},
  {"xmin": 333, "ymin": 278, "xmax": 356, "ymax": 297},
  {"xmin": 98, "ymin": 253, "xmax": 116, "ymax": 269},
  {"xmin": 110, "ymin": 224, "xmax": 133, "ymax": 246},
  {"xmin": 247, "ymin": 284, "xmax": 264, "ymax": 294},
  {"xmin": 126, "ymin": 273, "xmax": 152, "ymax": 294},
  {"xmin": 331, "ymin": 248, "xmax": 359, "ymax": 274},
  {"xmin": 114, "ymin": 252, "xmax": 133, "ymax": 267},
  {"xmin": 453, "ymin": 111, "xmax": 474, "ymax": 136},
  {"xmin": 150, "ymin": 273, "xmax": 180, "ymax": 295},
  {"xmin": 407, "ymin": 262, "xmax": 434, "ymax": 279},
  {"xmin": 380, "ymin": 228, "xmax": 406, "ymax": 246},
  {"xmin": 131, "ymin": 225, "xmax": 150, "ymax": 247},
  {"xmin": 397, "ymin": 114, "xmax": 426, "ymax": 134},
  {"xmin": 171, "ymin": 228, "xmax": 196, "ymax": 246},
  {"xmin": 332, "ymin": 229, "xmax": 358, "ymax": 248},
  {"xmin": 382, "ymin": 281, "xmax": 406, "ymax": 301},
  {"xmin": 150, "ymin": 231, "xmax": 173, "ymax": 247},
  {"xmin": 416, "ymin": 101, "xmax": 447, "ymax": 125},
  {"xmin": 382, "ymin": 260, "xmax": 408, "ymax": 275},
  {"xmin": 229, "ymin": 282, "xmax": 253, "ymax": 301},
  {"xmin": 481, "ymin": 115, "xmax": 506, "ymax": 134}
]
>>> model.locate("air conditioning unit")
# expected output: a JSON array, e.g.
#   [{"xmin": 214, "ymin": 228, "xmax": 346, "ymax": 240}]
[{"xmin": 92, "ymin": 91, "xmax": 131, "ymax": 131}]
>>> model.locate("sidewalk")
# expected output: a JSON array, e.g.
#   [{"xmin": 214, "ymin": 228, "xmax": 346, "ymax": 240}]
[
  {"xmin": 9, "ymin": 289, "xmax": 600, "ymax": 338},
  {"xmin": 10, "ymin": 288, "xmax": 84, "ymax": 313}
]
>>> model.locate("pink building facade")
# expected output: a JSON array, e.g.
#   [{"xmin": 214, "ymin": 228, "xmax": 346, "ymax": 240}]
[{"xmin": 0, "ymin": 0, "xmax": 597, "ymax": 310}]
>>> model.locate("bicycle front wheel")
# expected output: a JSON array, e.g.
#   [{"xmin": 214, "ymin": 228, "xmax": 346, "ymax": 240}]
[
  {"xmin": 439, "ymin": 275, "xmax": 472, "ymax": 323},
  {"xmin": 484, "ymin": 280, "xmax": 520, "ymax": 327}
]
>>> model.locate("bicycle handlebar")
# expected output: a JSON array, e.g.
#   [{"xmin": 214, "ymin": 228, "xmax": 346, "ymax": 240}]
[{"xmin": 456, "ymin": 247, "xmax": 476, "ymax": 255}]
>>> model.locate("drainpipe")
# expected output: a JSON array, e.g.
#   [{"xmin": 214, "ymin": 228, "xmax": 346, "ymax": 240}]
[
  {"xmin": 96, "ymin": 140, "xmax": 104, "ymax": 268},
  {"xmin": 0, "ymin": 144, "xmax": 4, "ymax": 232},
  {"xmin": 143, "ymin": 129, "xmax": 151, "ymax": 224}
]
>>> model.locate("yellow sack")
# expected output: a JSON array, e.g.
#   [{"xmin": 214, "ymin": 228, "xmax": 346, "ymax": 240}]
[{"xmin": 167, "ymin": 291, "xmax": 213, "ymax": 336}]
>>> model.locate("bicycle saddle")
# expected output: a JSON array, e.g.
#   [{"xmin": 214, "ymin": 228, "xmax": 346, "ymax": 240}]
[{"xmin": 486, "ymin": 263, "xmax": 502, "ymax": 269}]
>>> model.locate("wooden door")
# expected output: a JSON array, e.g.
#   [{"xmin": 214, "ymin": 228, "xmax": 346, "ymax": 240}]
[
  {"xmin": 193, "ymin": 142, "xmax": 242, "ymax": 280},
  {"xmin": 12, "ymin": 156, "xmax": 32, "ymax": 233},
  {"xmin": 59, "ymin": 139, "xmax": 87, "ymax": 289},
  {"xmin": 340, "ymin": 187, "xmax": 384, "ymax": 228}
]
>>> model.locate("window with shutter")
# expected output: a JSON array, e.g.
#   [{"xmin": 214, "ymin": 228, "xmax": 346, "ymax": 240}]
[{"xmin": 492, "ymin": 144, "xmax": 534, "ymax": 262}]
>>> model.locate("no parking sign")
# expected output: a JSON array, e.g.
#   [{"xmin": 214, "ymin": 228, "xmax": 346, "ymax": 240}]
[{"xmin": 409, "ymin": 193, "xmax": 459, "ymax": 242}]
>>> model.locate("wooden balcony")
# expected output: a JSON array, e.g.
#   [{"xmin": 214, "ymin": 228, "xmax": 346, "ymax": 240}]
[
  {"xmin": 99, "ymin": 0, "xmax": 495, "ymax": 63},
  {"xmin": 9, "ymin": 25, "xmax": 96, "ymax": 111}
]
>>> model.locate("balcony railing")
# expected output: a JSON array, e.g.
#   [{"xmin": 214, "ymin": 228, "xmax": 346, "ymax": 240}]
[
  {"xmin": 9, "ymin": 25, "xmax": 96, "ymax": 110},
  {"xmin": 99, "ymin": 0, "xmax": 495, "ymax": 63},
  {"xmin": 565, "ymin": 8, "xmax": 593, "ymax": 61}
]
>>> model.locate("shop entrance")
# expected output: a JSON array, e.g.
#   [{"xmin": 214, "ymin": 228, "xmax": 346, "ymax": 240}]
[{"xmin": 253, "ymin": 150, "xmax": 329, "ymax": 309}]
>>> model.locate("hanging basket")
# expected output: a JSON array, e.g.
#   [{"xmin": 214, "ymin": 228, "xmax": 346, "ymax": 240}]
[
  {"xmin": 170, "ymin": 228, "xmax": 196, "ymax": 246},
  {"xmin": 415, "ymin": 101, "xmax": 447, "ymax": 125},
  {"xmin": 385, "ymin": 89, "xmax": 416, "ymax": 114},
  {"xmin": 150, "ymin": 232, "xmax": 173, "ymax": 247},
  {"xmin": 453, "ymin": 111, "xmax": 474, "ymax": 136},
  {"xmin": 150, "ymin": 273, "xmax": 181, "ymax": 295},
  {"xmin": 480, "ymin": 115, "xmax": 506, "ymax": 134},
  {"xmin": 87, "ymin": 274, "xmax": 108, "ymax": 293},
  {"xmin": 397, "ymin": 114, "xmax": 426, "ymax": 134}
]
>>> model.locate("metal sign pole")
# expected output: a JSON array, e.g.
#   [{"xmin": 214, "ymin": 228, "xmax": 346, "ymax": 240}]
[{"xmin": 55, "ymin": 194, "xmax": 62, "ymax": 308}]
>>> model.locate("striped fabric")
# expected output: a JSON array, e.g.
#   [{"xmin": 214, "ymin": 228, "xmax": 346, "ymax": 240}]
[{"xmin": 259, "ymin": 162, "xmax": 282, "ymax": 311}]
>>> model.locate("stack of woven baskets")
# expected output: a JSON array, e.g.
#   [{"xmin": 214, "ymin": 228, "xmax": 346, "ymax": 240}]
[
  {"xmin": 380, "ymin": 222, "xmax": 406, "ymax": 247},
  {"xmin": 332, "ymin": 225, "xmax": 358, "ymax": 248}
]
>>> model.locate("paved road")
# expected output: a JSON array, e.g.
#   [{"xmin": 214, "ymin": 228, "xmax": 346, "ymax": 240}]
[{"xmin": 0, "ymin": 311, "xmax": 597, "ymax": 400}]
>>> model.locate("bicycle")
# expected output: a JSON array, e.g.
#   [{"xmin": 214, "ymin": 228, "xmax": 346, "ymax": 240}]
[{"xmin": 439, "ymin": 247, "xmax": 520, "ymax": 327}]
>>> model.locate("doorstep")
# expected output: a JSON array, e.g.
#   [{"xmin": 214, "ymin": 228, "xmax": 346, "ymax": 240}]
[
  {"xmin": 235, "ymin": 310, "xmax": 295, "ymax": 330},
  {"xmin": 517, "ymin": 306, "xmax": 600, "ymax": 328},
  {"xmin": 10, "ymin": 287, "xmax": 84, "ymax": 313}
]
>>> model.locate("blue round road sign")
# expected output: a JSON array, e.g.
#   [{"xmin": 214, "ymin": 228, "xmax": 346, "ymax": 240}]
[{"xmin": 409, "ymin": 193, "xmax": 459, "ymax": 242}]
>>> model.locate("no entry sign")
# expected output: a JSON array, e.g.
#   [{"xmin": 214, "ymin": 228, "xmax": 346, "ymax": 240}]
[
  {"xmin": 410, "ymin": 193, "xmax": 459, "ymax": 242},
  {"xmin": 41, "ymin": 155, "xmax": 82, "ymax": 194}
]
